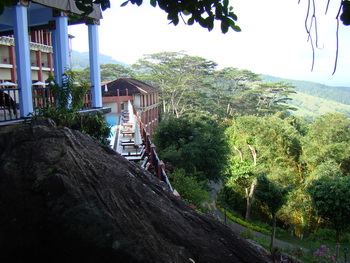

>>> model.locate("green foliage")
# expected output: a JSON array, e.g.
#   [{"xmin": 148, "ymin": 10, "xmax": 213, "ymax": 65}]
[
  {"xmin": 308, "ymin": 229, "xmax": 350, "ymax": 243},
  {"xmin": 218, "ymin": 185, "xmax": 247, "ymax": 217},
  {"xmin": 225, "ymin": 114, "xmax": 302, "ymax": 184},
  {"xmin": 133, "ymin": 53, "xmax": 296, "ymax": 120},
  {"xmin": 133, "ymin": 51, "xmax": 217, "ymax": 119},
  {"xmin": 262, "ymin": 75, "xmax": 350, "ymax": 106},
  {"xmin": 71, "ymin": 113, "xmax": 112, "ymax": 145},
  {"xmin": 204, "ymin": 67, "xmax": 262, "ymax": 118},
  {"xmin": 302, "ymin": 113, "xmax": 350, "ymax": 173},
  {"xmin": 287, "ymin": 91, "xmax": 350, "ymax": 119},
  {"xmin": 255, "ymin": 174, "xmax": 291, "ymax": 216},
  {"xmin": 121, "ymin": 0, "xmax": 240, "ymax": 33},
  {"xmin": 74, "ymin": 63, "xmax": 134, "ymax": 83},
  {"xmin": 239, "ymin": 228, "xmax": 255, "ymax": 239},
  {"xmin": 154, "ymin": 115, "xmax": 229, "ymax": 182},
  {"xmin": 307, "ymin": 176, "xmax": 350, "ymax": 242},
  {"xmin": 100, "ymin": 63, "xmax": 134, "ymax": 81},
  {"xmin": 168, "ymin": 169, "xmax": 209, "ymax": 206},
  {"xmin": 33, "ymin": 70, "xmax": 111, "ymax": 145},
  {"xmin": 255, "ymin": 174, "xmax": 291, "ymax": 250},
  {"xmin": 216, "ymin": 203, "xmax": 271, "ymax": 235}
]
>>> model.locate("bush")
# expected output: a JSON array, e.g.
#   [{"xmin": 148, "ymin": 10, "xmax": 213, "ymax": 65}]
[
  {"xmin": 32, "ymin": 71, "xmax": 111, "ymax": 145},
  {"xmin": 240, "ymin": 229, "xmax": 255, "ymax": 239},
  {"xmin": 308, "ymin": 229, "xmax": 337, "ymax": 242},
  {"xmin": 217, "ymin": 203, "xmax": 271, "ymax": 235},
  {"xmin": 168, "ymin": 169, "xmax": 210, "ymax": 206}
]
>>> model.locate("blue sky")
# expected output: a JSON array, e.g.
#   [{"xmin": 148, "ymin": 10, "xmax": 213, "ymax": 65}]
[{"xmin": 69, "ymin": 0, "xmax": 350, "ymax": 87}]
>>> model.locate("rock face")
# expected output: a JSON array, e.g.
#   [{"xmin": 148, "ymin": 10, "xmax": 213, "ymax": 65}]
[{"xmin": 0, "ymin": 119, "xmax": 271, "ymax": 263}]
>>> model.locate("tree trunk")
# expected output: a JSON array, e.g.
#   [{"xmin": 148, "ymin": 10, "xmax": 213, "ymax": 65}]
[
  {"xmin": 335, "ymin": 230, "xmax": 340, "ymax": 261},
  {"xmin": 270, "ymin": 213, "xmax": 277, "ymax": 252},
  {"xmin": 247, "ymin": 144, "xmax": 257, "ymax": 166},
  {"xmin": 336, "ymin": 230, "xmax": 340, "ymax": 244},
  {"xmin": 233, "ymin": 146, "xmax": 243, "ymax": 162},
  {"xmin": 245, "ymin": 181, "xmax": 256, "ymax": 221}
]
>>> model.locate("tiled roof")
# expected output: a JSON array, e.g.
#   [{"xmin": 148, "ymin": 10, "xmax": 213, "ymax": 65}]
[{"xmin": 105, "ymin": 78, "xmax": 159, "ymax": 95}]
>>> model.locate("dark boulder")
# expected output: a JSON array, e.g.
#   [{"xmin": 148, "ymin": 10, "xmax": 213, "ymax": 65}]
[{"xmin": 0, "ymin": 119, "xmax": 271, "ymax": 263}]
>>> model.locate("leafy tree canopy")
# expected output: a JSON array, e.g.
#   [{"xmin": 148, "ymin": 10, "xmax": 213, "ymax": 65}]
[
  {"xmin": 168, "ymin": 168, "xmax": 209, "ymax": 206},
  {"xmin": 255, "ymin": 174, "xmax": 290, "ymax": 250},
  {"xmin": 302, "ymin": 113, "xmax": 350, "ymax": 173},
  {"xmin": 307, "ymin": 176, "xmax": 350, "ymax": 243},
  {"xmin": 153, "ymin": 114, "xmax": 229, "ymax": 182},
  {"xmin": 255, "ymin": 174, "xmax": 291, "ymax": 216}
]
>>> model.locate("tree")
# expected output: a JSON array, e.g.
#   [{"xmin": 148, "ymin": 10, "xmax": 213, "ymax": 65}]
[
  {"xmin": 75, "ymin": 63, "xmax": 134, "ymax": 83},
  {"xmin": 225, "ymin": 161, "xmax": 257, "ymax": 221},
  {"xmin": 153, "ymin": 114, "xmax": 229, "ymax": 182},
  {"xmin": 133, "ymin": 51, "xmax": 216, "ymax": 119},
  {"xmin": 224, "ymin": 114, "xmax": 302, "ymax": 221},
  {"xmin": 302, "ymin": 113, "xmax": 350, "ymax": 173},
  {"xmin": 205, "ymin": 67, "xmax": 261, "ymax": 118},
  {"xmin": 168, "ymin": 168, "xmax": 209, "ymax": 207},
  {"xmin": 254, "ymin": 82, "xmax": 297, "ymax": 116},
  {"xmin": 254, "ymin": 174, "xmax": 290, "ymax": 251},
  {"xmin": 205, "ymin": 69, "xmax": 296, "ymax": 118},
  {"xmin": 100, "ymin": 63, "xmax": 134, "ymax": 81},
  {"xmin": 307, "ymin": 176, "xmax": 350, "ymax": 244}
]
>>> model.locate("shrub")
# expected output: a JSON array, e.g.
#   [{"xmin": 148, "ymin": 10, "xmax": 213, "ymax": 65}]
[
  {"xmin": 217, "ymin": 203, "xmax": 271, "ymax": 235},
  {"xmin": 32, "ymin": 71, "xmax": 111, "ymax": 145},
  {"xmin": 240, "ymin": 229, "xmax": 255, "ymax": 239},
  {"xmin": 312, "ymin": 245, "xmax": 336, "ymax": 262},
  {"xmin": 308, "ymin": 229, "xmax": 337, "ymax": 242}
]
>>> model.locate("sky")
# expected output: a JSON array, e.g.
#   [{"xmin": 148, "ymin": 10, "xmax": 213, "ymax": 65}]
[{"xmin": 69, "ymin": 0, "xmax": 350, "ymax": 87}]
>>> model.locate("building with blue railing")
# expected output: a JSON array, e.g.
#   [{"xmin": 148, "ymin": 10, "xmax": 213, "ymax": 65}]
[{"xmin": 0, "ymin": 0, "xmax": 105, "ymax": 122}]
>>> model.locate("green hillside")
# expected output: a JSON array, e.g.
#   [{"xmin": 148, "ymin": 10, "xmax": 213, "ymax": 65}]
[
  {"xmin": 261, "ymin": 75, "xmax": 350, "ymax": 105},
  {"xmin": 288, "ymin": 91, "xmax": 350, "ymax": 119}
]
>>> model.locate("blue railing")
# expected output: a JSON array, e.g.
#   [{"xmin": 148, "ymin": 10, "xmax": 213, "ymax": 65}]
[{"xmin": 0, "ymin": 86, "xmax": 94, "ymax": 123}]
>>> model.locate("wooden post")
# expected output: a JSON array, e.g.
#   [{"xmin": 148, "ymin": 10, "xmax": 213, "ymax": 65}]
[
  {"xmin": 150, "ymin": 143, "xmax": 156, "ymax": 166},
  {"xmin": 146, "ymin": 133, "xmax": 150, "ymax": 153},
  {"xmin": 158, "ymin": 161, "xmax": 165, "ymax": 181}
]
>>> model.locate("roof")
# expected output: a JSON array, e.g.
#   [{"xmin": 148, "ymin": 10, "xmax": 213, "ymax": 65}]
[
  {"xmin": 33, "ymin": 0, "xmax": 103, "ymax": 20},
  {"xmin": 105, "ymin": 78, "xmax": 159, "ymax": 95},
  {"xmin": 0, "ymin": 0, "xmax": 102, "ymax": 34}
]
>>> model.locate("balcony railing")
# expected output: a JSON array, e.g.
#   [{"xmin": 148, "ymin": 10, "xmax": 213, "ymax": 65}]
[
  {"xmin": 0, "ymin": 86, "xmax": 93, "ymax": 123},
  {"xmin": 0, "ymin": 87, "xmax": 19, "ymax": 121}
]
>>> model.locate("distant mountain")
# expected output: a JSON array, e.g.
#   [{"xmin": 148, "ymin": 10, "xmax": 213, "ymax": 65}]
[
  {"xmin": 261, "ymin": 75, "xmax": 350, "ymax": 119},
  {"xmin": 70, "ymin": 50, "xmax": 128, "ymax": 70},
  {"xmin": 261, "ymin": 75, "xmax": 350, "ymax": 106},
  {"xmin": 288, "ymin": 92, "xmax": 350, "ymax": 119}
]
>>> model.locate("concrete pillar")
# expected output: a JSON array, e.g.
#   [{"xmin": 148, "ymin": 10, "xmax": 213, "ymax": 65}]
[
  {"xmin": 13, "ymin": 4, "xmax": 33, "ymax": 117},
  {"xmin": 51, "ymin": 14, "xmax": 69, "ymax": 86},
  {"xmin": 88, "ymin": 23, "xmax": 102, "ymax": 108}
]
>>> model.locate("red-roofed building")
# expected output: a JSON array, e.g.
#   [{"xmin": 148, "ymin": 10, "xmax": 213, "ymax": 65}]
[{"xmin": 102, "ymin": 78, "xmax": 159, "ymax": 135}]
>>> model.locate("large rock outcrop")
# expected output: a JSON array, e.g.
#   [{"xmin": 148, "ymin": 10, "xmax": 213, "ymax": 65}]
[{"xmin": 0, "ymin": 119, "xmax": 271, "ymax": 263}]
